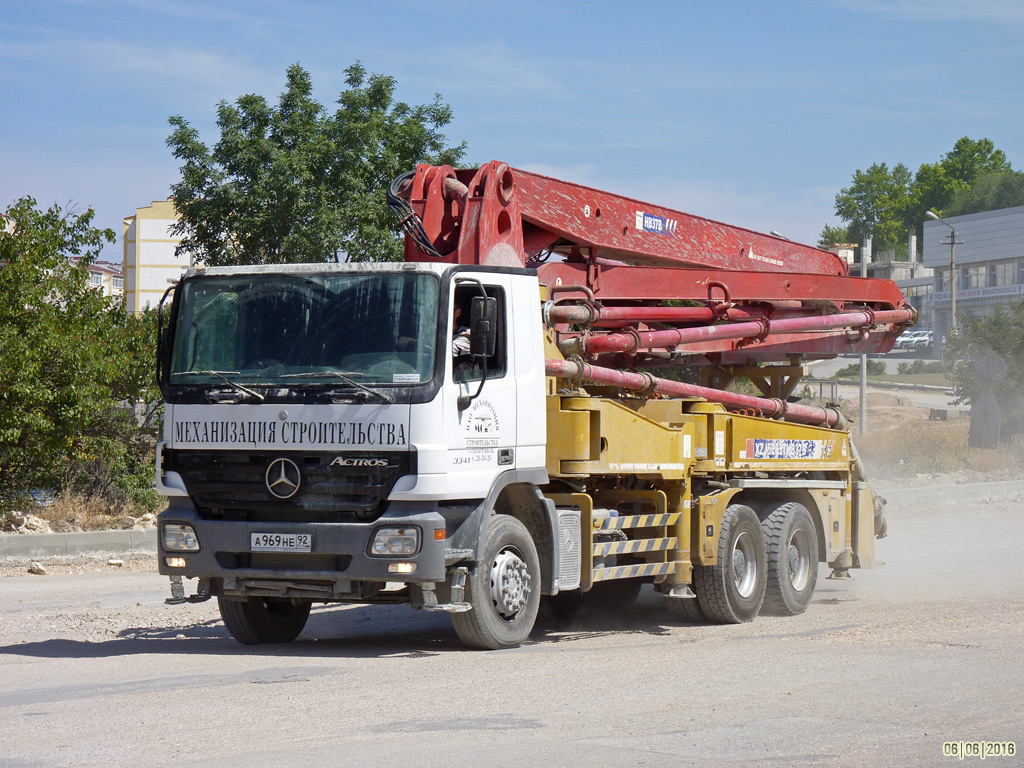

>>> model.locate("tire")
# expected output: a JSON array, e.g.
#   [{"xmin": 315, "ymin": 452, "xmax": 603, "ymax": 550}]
[
  {"xmin": 451, "ymin": 514, "xmax": 541, "ymax": 650},
  {"xmin": 587, "ymin": 577, "xmax": 643, "ymax": 611},
  {"xmin": 693, "ymin": 504, "xmax": 766, "ymax": 623},
  {"xmin": 664, "ymin": 593, "xmax": 706, "ymax": 623},
  {"xmin": 760, "ymin": 502, "xmax": 819, "ymax": 616},
  {"xmin": 218, "ymin": 596, "xmax": 311, "ymax": 645}
]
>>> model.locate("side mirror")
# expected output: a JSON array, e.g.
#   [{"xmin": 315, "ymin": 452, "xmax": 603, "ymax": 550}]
[{"xmin": 469, "ymin": 296, "xmax": 497, "ymax": 358}]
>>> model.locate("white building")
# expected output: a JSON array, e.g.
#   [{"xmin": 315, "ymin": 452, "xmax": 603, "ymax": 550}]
[
  {"xmin": 122, "ymin": 199, "xmax": 191, "ymax": 314},
  {"xmin": 923, "ymin": 205, "xmax": 1024, "ymax": 340},
  {"xmin": 72, "ymin": 257, "xmax": 124, "ymax": 298}
]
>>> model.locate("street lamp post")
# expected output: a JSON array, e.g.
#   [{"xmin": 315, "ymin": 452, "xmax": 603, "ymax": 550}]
[{"xmin": 925, "ymin": 210, "xmax": 959, "ymax": 333}]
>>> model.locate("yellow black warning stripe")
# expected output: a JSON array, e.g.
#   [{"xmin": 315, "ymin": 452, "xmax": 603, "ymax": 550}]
[
  {"xmin": 591, "ymin": 562, "xmax": 677, "ymax": 582},
  {"xmin": 596, "ymin": 513, "xmax": 681, "ymax": 530},
  {"xmin": 593, "ymin": 537, "xmax": 677, "ymax": 556}
]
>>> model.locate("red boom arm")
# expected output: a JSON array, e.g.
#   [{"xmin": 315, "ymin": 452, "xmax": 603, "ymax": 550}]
[{"xmin": 396, "ymin": 161, "xmax": 914, "ymax": 379}]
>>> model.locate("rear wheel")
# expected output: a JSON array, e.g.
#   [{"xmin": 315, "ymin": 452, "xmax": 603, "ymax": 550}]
[
  {"xmin": 760, "ymin": 502, "xmax": 819, "ymax": 616},
  {"xmin": 452, "ymin": 515, "xmax": 541, "ymax": 650},
  {"xmin": 218, "ymin": 596, "xmax": 311, "ymax": 645},
  {"xmin": 693, "ymin": 504, "xmax": 766, "ymax": 623}
]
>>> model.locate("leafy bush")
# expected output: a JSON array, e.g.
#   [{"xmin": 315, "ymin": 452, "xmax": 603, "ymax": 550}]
[
  {"xmin": 944, "ymin": 299, "xmax": 1024, "ymax": 436},
  {"xmin": 896, "ymin": 359, "xmax": 948, "ymax": 375},
  {"xmin": 833, "ymin": 359, "xmax": 886, "ymax": 379},
  {"xmin": 0, "ymin": 198, "xmax": 160, "ymax": 513}
]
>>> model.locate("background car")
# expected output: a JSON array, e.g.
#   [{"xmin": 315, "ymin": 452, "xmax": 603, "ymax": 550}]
[
  {"xmin": 913, "ymin": 331, "xmax": 934, "ymax": 349},
  {"xmin": 894, "ymin": 330, "xmax": 928, "ymax": 349}
]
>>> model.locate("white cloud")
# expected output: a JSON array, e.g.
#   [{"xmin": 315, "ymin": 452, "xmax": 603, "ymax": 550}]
[{"xmin": 0, "ymin": 34, "xmax": 271, "ymax": 113}]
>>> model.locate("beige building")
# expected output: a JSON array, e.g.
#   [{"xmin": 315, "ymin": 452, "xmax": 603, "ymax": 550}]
[{"xmin": 122, "ymin": 199, "xmax": 191, "ymax": 314}]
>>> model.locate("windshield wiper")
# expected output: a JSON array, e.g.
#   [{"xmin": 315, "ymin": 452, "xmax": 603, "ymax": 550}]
[
  {"xmin": 280, "ymin": 371, "xmax": 392, "ymax": 403},
  {"xmin": 175, "ymin": 370, "xmax": 265, "ymax": 402}
]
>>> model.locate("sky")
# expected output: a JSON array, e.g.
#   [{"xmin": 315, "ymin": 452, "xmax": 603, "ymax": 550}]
[{"xmin": 2, "ymin": 0, "xmax": 1022, "ymax": 260}]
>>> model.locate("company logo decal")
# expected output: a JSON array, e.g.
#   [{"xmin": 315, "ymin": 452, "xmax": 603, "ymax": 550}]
[
  {"xmin": 265, "ymin": 458, "xmax": 301, "ymax": 499},
  {"xmin": 635, "ymin": 210, "xmax": 678, "ymax": 236},
  {"xmin": 745, "ymin": 439, "xmax": 835, "ymax": 460},
  {"xmin": 464, "ymin": 399, "xmax": 500, "ymax": 435}
]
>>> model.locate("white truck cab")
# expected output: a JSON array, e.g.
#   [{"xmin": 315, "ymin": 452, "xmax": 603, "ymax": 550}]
[{"xmin": 157, "ymin": 262, "xmax": 555, "ymax": 648}]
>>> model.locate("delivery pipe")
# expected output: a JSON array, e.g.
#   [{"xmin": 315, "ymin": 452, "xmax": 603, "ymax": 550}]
[
  {"xmin": 545, "ymin": 357, "xmax": 845, "ymax": 428},
  {"xmin": 544, "ymin": 304, "xmax": 811, "ymax": 327},
  {"xmin": 562, "ymin": 308, "xmax": 914, "ymax": 356}
]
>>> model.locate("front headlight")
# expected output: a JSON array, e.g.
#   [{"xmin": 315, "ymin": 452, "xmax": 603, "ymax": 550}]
[
  {"xmin": 164, "ymin": 523, "xmax": 200, "ymax": 552},
  {"xmin": 370, "ymin": 527, "xmax": 420, "ymax": 556}
]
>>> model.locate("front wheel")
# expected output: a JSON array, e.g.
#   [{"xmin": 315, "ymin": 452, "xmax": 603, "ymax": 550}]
[
  {"xmin": 218, "ymin": 596, "xmax": 311, "ymax": 645},
  {"xmin": 693, "ymin": 504, "xmax": 766, "ymax": 623},
  {"xmin": 452, "ymin": 515, "xmax": 541, "ymax": 650}
]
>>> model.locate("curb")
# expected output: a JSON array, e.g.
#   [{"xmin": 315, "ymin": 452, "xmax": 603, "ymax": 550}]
[
  {"xmin": 880, "ymin": 479, "xmax": 1024, "ymax": 507},
  {"xmin": 0, "ymin": 529, "xmax": 156, "ymax": 559}
]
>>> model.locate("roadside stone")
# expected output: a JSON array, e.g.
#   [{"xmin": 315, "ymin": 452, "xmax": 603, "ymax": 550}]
[
  {"xmin": 15, "ymin": 515, "xmax": 53, "ymax": 535},
  {"xmin": 107, "ymin": 559, "xmax": 125, "ymax": 568},
  {"xmin": 6, "ymin": 511, "xmax": 28, "ymax": 528},
  {"xmin": 135, "ymin": 513, "xmax": 157, "ymax": 529},
  {"xmin": 28, "ymin": 562, "xmax": 47, "ymax": 575}
]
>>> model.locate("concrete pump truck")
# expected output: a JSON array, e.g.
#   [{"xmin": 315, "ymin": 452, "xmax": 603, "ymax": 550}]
[{"xmin": 154, "ymin": 161, "xmax": 911, "ymax": 649}]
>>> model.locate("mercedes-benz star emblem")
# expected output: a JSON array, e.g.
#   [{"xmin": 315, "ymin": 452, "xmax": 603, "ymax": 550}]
[{"xmin": 265, "ymin": 458, "xmax": 301, "ymax": 499}]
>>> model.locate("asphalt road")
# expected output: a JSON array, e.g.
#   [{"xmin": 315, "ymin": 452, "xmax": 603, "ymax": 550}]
[{"xmin": 1, "ymin": 494, "xmax": 1022, "ymax": 768}]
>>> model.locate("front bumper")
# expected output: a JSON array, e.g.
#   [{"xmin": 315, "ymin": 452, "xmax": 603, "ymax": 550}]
[{"xmin": 157, "ymin": 497, "xmax": 448, "ymax": 589}]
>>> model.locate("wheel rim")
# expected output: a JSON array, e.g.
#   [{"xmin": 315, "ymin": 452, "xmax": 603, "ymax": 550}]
[
  {"xmin": 731, "ymin": 531, "xmax": 758, "ymax": 598},
  {"xmin": 490, "ymin": 546, "xmax": 532, "ymax": 621},
  {"xmin": 786, "ymin": 527, "xmax": 812, "ymax": 591}
]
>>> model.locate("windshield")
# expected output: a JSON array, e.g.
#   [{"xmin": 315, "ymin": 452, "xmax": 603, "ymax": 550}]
[{"xmin": 169, "ymin": 272, "xmax": 439, "ymax": 387}]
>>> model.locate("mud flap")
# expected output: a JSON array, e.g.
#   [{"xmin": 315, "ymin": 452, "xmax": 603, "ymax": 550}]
[{"xmin": 851, "ymin": 481, "xmax": 879, "ymax": 568}]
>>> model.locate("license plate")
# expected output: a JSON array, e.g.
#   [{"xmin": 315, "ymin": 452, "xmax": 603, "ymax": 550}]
[{"xmin": 250, "ymin": 533, "xmax": 312, "ymax": 553}]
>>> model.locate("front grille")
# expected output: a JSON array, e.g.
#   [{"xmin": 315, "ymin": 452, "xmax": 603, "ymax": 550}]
[
  {"xmin": 216, "ymin": 552, "xmax": 352, "ymax": 572},
  {"xmin": 167, "ymin": 450, "xmax": 412, "ymax": 522}
]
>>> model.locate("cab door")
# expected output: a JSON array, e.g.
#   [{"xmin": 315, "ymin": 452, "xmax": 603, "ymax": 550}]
[{"xmin": 440, "ymin": 275, "xmax": 517, "ymax": 498}]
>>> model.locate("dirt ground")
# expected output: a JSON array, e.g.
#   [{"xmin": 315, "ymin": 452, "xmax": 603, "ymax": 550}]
[{"xmin": 1, "ymin": 492, "xmax": 1021, "ymax": 768}]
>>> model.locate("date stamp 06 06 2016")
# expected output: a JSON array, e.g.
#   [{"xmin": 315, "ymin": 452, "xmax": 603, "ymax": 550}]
[{"xmin": 942, "ymin": 742, "xmax": 1016, "ymax": 760}]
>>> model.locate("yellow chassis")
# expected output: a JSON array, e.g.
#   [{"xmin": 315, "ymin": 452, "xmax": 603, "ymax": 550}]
[{"xmin": 543, "ymin": 394, "xmax": 876, "ymax": 592}]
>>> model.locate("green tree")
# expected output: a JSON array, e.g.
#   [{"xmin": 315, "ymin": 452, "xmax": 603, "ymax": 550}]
[
  {"xmin": 908, "ymin": 138, "xmax": 1012, "ymax": 222},
  {"xmin": 817, "ymin": 222, "xmax": 851, "ymax": 249},
  {"xmin": 906, "ymin": 162, "xmax": 956, "ymax": 225},
  {"xmin": 167, "ymin": 62, "xmax": 466, "ymax": 266},
  {"xmin": 0, "ymin": 198, "xmax": 159, "ymax": 512},
  {"xmin": 940, "ymin": 136, "xmax": 1010, "ymax": 187},
  {"xmin": 946, "ymin": 169, "xmax": 1024, "ymax": 216},
  {"xmin": 833, "ymin": 162, "xmax": 913, "ymax": 256},
  {"xmin": 831, "ymin": 138, "xmax": 1013, "ymax": 260},
  {"xmin": 943, "ymin": 300, "xmax": 1024, "ymax": 435}
]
